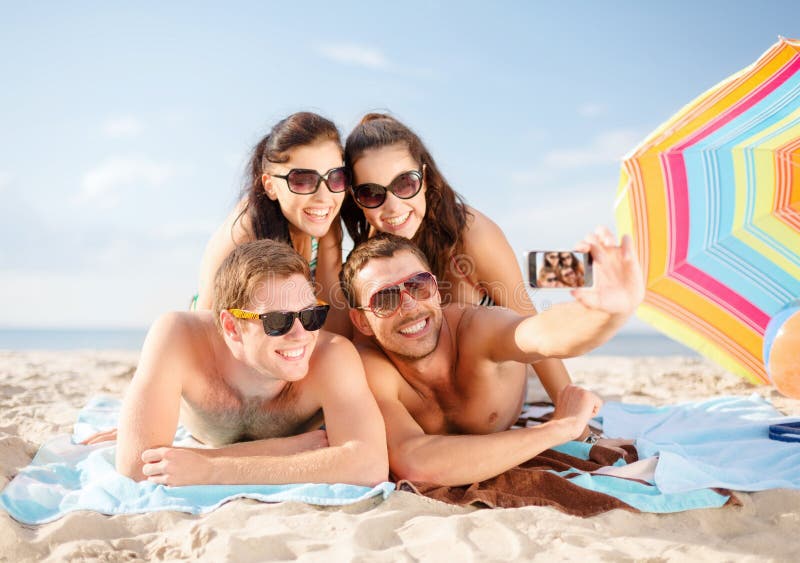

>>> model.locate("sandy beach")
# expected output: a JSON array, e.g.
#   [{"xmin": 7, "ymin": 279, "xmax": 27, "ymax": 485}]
[{"xmin": 1, "ymin": 350, "xmax": 799, "ymax": 562}]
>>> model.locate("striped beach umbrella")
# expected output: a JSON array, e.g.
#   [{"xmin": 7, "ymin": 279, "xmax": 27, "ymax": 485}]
[{"xmin": 615, "ymin": 37, "xmax": 800, "ymax": 385}]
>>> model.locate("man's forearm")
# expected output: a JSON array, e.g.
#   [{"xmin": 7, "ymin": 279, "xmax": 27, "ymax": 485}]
[
  {"xmin": 531, "ymin": 358, "xmax": 572, "ymax": 403},
  {"xmin": 208, "ymin": 441, "xmax": 388, "ymax": 486},
  {"xmin": 203, "ymin": 431, "xmax": 327, "ymax": 458},
  {"xmin": 393, "ymin": 419, "xmax": 576, "ymax": 486},
  {"xmin": 518, "ymin": 303, "xmax": 628, "ymax": 360}
]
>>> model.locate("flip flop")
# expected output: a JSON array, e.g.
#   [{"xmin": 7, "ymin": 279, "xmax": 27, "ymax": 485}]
[{"xmin": 768, "ymin": 421, "xmax": 800, "ymax": 443}]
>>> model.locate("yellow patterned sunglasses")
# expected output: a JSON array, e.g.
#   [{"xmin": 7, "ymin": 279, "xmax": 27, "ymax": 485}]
[{"xmin": 228, "ymin": 303, "xmax": 329, "ymax": 336}]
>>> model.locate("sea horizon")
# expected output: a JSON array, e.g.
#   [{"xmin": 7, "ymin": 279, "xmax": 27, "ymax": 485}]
[{"xmin": 0, "ymin": 327, "xmax": 699, "ymax": 357}]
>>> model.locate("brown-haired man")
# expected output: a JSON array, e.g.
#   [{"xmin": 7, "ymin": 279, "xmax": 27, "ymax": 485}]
[
  {"xmin": 88, "ymin": 239, "xmax": 388, "ymax": 487},
  {"xmin": 341, "ymin": 229, "xmax": 643, "ymax": 486}
]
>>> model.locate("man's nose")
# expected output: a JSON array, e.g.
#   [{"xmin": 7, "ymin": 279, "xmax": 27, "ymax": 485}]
[{"xmin": 399, "ymin": 289, "xmax": 418, "ymax": 310}]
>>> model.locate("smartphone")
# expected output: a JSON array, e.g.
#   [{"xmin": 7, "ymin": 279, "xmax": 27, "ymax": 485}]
[{"xmin": 527, "ymin": 251, "xmax": 593, "ymax": 288}]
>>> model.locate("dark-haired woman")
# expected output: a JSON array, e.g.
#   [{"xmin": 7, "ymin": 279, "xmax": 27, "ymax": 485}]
[
  {"xmin": 341, "ymin": 113, "xmax": 575, "ymax": 406},
  {"xmin": 194, "ymin": 112, "xmax": 350, "ymax": 335}
]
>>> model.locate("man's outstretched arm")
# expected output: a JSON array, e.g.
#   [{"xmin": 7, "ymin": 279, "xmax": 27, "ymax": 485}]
[{"xmin": 487, "ymin": 228, "xmax": 645, "ymax": 364}]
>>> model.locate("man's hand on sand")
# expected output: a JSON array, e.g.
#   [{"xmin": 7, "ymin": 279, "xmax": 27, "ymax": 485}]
[
  {"xmin": 572, "ymin": 227, "xmax": 645, "ymax": 315},
  {"xmin": 141, "ymin": 447, "xmax": 217, "ymax": 486},
  {"xmin": 552, "ymin": 385, "xmax": 603, "ymax": 440}
]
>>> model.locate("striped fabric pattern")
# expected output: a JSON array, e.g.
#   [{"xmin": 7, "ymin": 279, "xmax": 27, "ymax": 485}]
[{"xmin": 615, "ymin": 38, "xmax": 800, "ymax": 384}]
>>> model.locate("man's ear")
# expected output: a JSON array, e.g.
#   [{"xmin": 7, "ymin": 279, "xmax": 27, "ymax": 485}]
[
  {"xmin": 349, "ymin": 308, "xmax": 374, "ymax": 336},
  {"xmin": 220, "ymin": 310, "xmax": 243, "ymax": 342},
  {"xmin": 262, "ymin": 173, "xmax": 278, "ymax": 201}
]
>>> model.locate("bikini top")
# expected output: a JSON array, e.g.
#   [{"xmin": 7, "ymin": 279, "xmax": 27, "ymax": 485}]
[
  {"xmin": 308, "ymin": 236, "xmax": 318, "ymax": 281},
  {"xmin": 450, "ymin": 255, "xmax": 496, "ymax": 307}
]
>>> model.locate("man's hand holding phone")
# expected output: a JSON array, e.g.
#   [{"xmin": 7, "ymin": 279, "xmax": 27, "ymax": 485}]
[{"xmin": 571, "ymin": 227, "xmax": 645, "ymax": 316}]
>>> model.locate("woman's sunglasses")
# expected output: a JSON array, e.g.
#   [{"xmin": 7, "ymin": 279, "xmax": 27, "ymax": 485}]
[
  {"xmin": 228, "ymin": 304, "xmax": 330, "ymax": 336},
  {"xmin": 351, "ymin": 168, "xmax": 423, "ymax": 208},
  {"xmin": 355, "ymin": 271, "xmax": 437, "ymax": 318},
  {"xmin": 271, "ymin": 166, "xmax": 350, "ymax": 195}
]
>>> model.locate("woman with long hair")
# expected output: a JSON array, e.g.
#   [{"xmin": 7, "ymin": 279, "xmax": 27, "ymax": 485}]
[
  {"xmin": 341, "ymin": 113, "xmax": 576, "ymax": 405},
  {"xmin": 194, "ymin": 112, "xmax": 350, "ymax": 334}
]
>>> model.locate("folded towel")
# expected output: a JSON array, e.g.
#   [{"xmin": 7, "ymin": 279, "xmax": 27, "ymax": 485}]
[
  {"xmin": 0, "ymin": 396, "xmax": 393, "ymax": 525},
  {"xmin": 398, "ymin": 442, "xmax": 734, "ymax": 515},
  {"xmin": 600, "ymin": 394, "xmax": 800, "ymax": 493}
]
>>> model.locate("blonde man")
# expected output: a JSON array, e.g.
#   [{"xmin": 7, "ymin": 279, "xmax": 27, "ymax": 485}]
[{"xmin": 94, "ymin": 239, "xmax": 387, "ymax": 486}]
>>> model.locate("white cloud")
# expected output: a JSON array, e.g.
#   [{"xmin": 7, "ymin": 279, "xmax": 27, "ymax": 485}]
[
  {"xmin": 542, "ymin": 129, "xmax": 641, "ymax": 169},
  {"xmin": 102, "ymin": 115, "xmax": 144, "ymax": 138},
  {"xmin": 316, "ymin": 43, "xmax": 389, "ymax": 70},
  {"xmin": 79, "ymin": 156, "xmax": 174, "ymax": 205},
  {"xmin": 577, "ymin": 103, "xmax": 606, "ymax": 118}
]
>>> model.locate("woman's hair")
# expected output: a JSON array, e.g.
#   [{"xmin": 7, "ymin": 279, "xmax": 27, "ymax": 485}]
[
  {"xmin": 342, "ymin": 113, "xmax": 470, "ymax": 280},
  {"xmin": 236, "ymin": 112, "xmax": 343, "ymax": 244},
  {"xmin": 559, "ymin": 252, "xmax": 585, "ymax": 277}
]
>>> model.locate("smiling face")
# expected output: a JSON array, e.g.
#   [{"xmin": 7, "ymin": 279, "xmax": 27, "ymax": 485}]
[
  {"xmin": 351, "ymin": 250, "xmax": 442, "ymax": 360},
  {"xmin": 351, "ymin": 144, "xmax": 427, "ymax": 240},
  {"xmin": 263, "ymin": 139, "xmax": 346, "ymax": 239},
  {"xmin": 237, "ymin": 273, "xmax": 320, "ymax": 382}
]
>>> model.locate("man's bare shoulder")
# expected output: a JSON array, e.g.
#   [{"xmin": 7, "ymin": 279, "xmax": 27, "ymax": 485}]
[
  {"xmin": 138, "ymin": 311, "xmax": 221, "ymax": 381},
  {"xmin": 445, "ymin": 303, "xmax": 520, "ymax": 360},
  {"xmin": 305, "ymin": 331, "xmax": 365, "ymax": 383}
]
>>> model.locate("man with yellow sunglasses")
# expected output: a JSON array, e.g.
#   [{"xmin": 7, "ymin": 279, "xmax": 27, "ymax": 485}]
[{"xmin": 87, "ymin": 239, "xmax": 387, "ymax": 487}]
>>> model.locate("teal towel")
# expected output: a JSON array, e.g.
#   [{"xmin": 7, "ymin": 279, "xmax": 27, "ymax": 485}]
[
  {"xmin": 0, "ymin": 396, "xmax": 393, "ymax": 525},
  {"xmin": 600, "ymin": 394, "xmax": 800, "ymax": 493}
]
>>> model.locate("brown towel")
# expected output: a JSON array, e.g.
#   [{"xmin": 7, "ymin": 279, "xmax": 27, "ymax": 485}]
[{"xmin": 397, "ymin": 444, "xmax": 643, "ymax": 516}]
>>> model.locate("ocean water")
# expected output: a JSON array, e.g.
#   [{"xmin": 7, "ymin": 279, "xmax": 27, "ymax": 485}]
[{"xmin": 0, "ymin": 328, "xmax": 697, "ymax": 357}]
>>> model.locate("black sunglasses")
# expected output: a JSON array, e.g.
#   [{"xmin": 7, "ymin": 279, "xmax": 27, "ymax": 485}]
[
  {"xmin": 271, "ymin": 166, "xmax": 350, "ymax": 195},
  {"xmin": 351, "ymin": 168, "xmax": 423, "ymax": 208},
  {"xmin": 229, "ymin": 304, "xmax": 330, "ymax": 336},
  {"xmin": 355, "ymin": 271, "xmax": 437, "ymax": 318}
]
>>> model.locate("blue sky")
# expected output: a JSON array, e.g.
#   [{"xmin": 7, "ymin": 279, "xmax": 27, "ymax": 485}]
[{"xmin": 1, "ymin": 1, "xmax": 798, "ymax": 328}]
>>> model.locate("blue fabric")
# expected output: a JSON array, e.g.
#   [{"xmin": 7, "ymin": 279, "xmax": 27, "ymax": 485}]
[
  {"xmin": 599, "ymin": 394, "xmax": 800, "ymax": 493},
  {"xmin": 549, "ymin": 442, "xmax": 730, "ymax": 513},
  {"xmin": 0, "ymin": 397, "xmax": 393, "ymax": 525}
]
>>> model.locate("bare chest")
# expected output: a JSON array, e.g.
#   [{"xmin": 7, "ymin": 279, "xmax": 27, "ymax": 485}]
[
  {"xmin": 180, "ymin": 382, "xmax": 321, "ymax": 447},
  {"xmin": 402, "ymin": 361, "xmax": 527, "ymax": 435}
]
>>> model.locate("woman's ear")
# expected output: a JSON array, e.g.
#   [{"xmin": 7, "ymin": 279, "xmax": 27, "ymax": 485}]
[
  {"xmin": 349, "ymin": 308, "xmax": 374, "ymax": 336},
  {"xmin": 262, "ymin": 173, "xmax": 278, "ymax": 201}
]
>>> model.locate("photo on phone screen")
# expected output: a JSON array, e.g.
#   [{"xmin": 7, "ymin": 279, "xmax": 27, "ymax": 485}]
[{"xmin": 527, "ymin": 251, "xmax": 593, "ymax": 288}]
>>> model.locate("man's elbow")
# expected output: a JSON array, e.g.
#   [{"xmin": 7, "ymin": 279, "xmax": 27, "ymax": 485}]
[
  {"xmin": 115, "ymin": 452, "xmax": 146, "ymax": 482},
  {"xmin": 389, "ymin": 452, "xmax": 448, "ymax": 484},
  {"xmin": 342, "ymin": 442, "xmax": 389, "ymax": 486}
]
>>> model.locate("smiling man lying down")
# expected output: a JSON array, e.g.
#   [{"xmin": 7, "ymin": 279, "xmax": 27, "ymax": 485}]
[
  {"xmin": 341, "ymin": 229, "xmax": 643, "ymax": 486},
  {"xmin": 89, "ymin": 239, "xmax": 387, "ymax": 487}
]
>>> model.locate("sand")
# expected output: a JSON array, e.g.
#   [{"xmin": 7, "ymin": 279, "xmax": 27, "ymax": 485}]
[{"xmin": 1, "ymin": 350, "xmax": 799, "ymax": 562}]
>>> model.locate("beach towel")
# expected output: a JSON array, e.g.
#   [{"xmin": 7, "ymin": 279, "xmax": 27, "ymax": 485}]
[
  {"xmin": 600, "ymin": 394, "xmax": 800, "ymax": 493},
  {"xmin": 0, "ymin": 396, "xmax": 394, "ymax": 525},
  {"xmin": 398, "ymin": 440, "xmax": 735, "ymax": 515}
]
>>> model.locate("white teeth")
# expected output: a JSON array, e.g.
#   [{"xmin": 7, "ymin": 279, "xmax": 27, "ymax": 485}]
[
  {"xmin": 277, "ymin": 347, "xmax": 304, "ymax": 359},
  {"xmin": 385, "ymin": 212, "xmax": 410, "ymax": 226},
  {"xmin": 399, "ymin": 319, "xmax": 426, "ymax": 335},
  {"xmin": 305, "ymin": 209, "xmax": 329, "ymax": 217}
]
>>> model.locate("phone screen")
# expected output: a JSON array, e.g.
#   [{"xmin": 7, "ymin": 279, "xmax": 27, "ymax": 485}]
[{"xmin": 527, "ymin": 251, "xmax": 593, "ymax": 288}]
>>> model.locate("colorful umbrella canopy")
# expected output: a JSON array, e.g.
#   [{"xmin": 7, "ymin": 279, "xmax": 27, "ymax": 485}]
[{"xmin": 615, "ymin": 37, "xmax": 800, "ymax": 385}]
